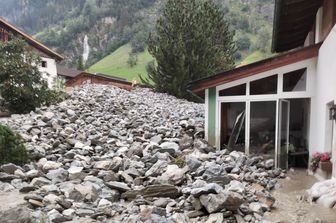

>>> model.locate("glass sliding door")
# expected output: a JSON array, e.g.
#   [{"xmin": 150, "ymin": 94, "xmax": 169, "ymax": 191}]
[
  {"xmin": 278, "ymin": 100, "xmax": 290, "ymax": 169},
  {"xmin": 220, "ymin": 102, "xmax": 246, "ymax": 152},
  {"xmin": 249, "ymin": 101, "xmax": 276, "ymax": 159}
]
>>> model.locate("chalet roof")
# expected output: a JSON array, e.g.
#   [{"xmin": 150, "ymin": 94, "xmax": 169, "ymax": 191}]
[
  {"xmin": 65, "ymin": 71, "xmax": 132, "ymax": 86},
  {"xmin": 272, "ymin": 0, "xmax": 323, "ymax": 53},
  {"xmin": 57, "ymin": 65, "xmax": 83, "ymax": 78},
  {"xmin": 0, "ymin": 17, "xmax": 64, "ymax": 61},
  {"xmin": 57, "ymin": 65, "xmax": 130, "ymax": 83},
  {"xmin": 188, "ymin": 43, "xmax": 321, "ymax": 96}
]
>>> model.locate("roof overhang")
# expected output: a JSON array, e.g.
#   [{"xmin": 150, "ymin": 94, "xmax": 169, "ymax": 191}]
[
  {"xmin": 188, "ymin": 43, "xmax": 321, "ymax": 96},
  {"xmin": 0, "ymin": 18, "xmax": 64, "ymax": 61},
  {"xmin": 272, "ymin": 0, "xmax": 324, "ymax": 53}
]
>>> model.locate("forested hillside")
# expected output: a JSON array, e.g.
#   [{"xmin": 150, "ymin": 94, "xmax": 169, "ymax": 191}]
[{"xmin": 0, "ymin": 0, "xmax": 274, "ymax": 69}]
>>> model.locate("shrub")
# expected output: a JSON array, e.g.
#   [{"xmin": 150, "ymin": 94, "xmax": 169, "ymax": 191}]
[
  {"xmin": 39, "ymin": 85, "xmax": 69, "ymax": 107},
  {"xmin": 0, "ymin": 124, "xmax": 28, "ymax": 165}
]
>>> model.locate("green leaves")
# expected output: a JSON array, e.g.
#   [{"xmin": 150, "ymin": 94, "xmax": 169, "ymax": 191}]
[
  {"xmin": 0, "ymin": 37, "xmax": 64, "ymax": 114},
  {"xmin": 0, "ymin": 124, "xmax": 28, "ymax": 166},
  {"xmin": 144, "ymin": 0, "xmax": 236, "ymax": 99}
]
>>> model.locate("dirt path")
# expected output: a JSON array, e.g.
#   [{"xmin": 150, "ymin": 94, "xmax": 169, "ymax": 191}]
[{"xmin": 264, "ymin": 169, "xmax": 336, "ymax": 223}]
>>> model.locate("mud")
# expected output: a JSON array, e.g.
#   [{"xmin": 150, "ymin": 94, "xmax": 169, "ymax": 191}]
[{"xmin": 264, "ymin": 169, "xmax": 336, "ymax": 223}]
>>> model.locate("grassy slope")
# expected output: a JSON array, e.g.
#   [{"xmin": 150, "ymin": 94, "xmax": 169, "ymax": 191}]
[
  {"xmin": 89, "ymin": 43, "xmax": 272, "ymax": 83},
  {"xmin": 88, "ymin": 44, "xmax": 154, "ymax": 83}
]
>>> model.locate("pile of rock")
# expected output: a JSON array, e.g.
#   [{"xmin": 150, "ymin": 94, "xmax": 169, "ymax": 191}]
[{"xmin": 0, "ymin": 85, "xmax": 284, "ymax": 223}]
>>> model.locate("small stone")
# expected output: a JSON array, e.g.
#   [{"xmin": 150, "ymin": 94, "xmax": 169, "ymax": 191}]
[
  {"xmin": 105, "ymin": 181, "xmax": 131, "ymax": 192},
  {"xmin": 68, "ymin": 166, "xmax": 85, "ymax": 180},
  {"xmin": 205, "ymin": 213, "xmax": 224, "ymax": 223},
  {"xmin": 265, "ymin": 159, "xmax": 274, "ymax": 169},
  {"xmin": 249, "ymin": 202, "xmax": 264, "ymax": 214},
  {"xmin": 48, "ymin": 209, "xmax": 70, "ymax": 223},
  {"xmin": 29, "ymin": 199, "xmax": 44, "ymax": 208},
  {"xmin": 46, "ymin": 168, "xmax": 68, "ymax": 184},
  {"xmin": 30, "ymin": 177, "xmax": 52, "ymax": 187},
  {"xmin": 43, "ymin": 161, "xmax": 62, "ymax": 172},
  {"xmin": 94, "ymin": 160, "xmax": 113, "ymax": 170},
  {"xmin": 20, "ymin": 185, "xmax": 38, "ymax": 193}
]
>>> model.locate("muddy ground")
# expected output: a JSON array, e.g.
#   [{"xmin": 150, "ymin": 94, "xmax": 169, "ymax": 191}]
[{"xmin": 264, "ymin": 169, "xmax": 336, "ymax": 223}]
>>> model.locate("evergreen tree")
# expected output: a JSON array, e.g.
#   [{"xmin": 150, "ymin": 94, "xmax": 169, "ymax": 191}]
[
  {"xmin": 76, "ymin": 55, "xmax": 85, "ymax": 70},
  {"xmin": 143, "ymin": 0, "xmax": 236, "ymax": 98}
]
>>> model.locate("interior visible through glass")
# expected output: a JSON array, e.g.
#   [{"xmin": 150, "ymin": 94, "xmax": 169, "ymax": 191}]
[
  {"xmin": 220, "ymin": 102, "xmax": 245, "ymax": 152},
  {"xmin": 219, "ymin": 84, "xmax": 246, "ymax": 96},
  {"xmin": 283, "ymin": 68, "xmax": 307, "ymax": 92},
  {"xmin": 249, "ymin": 101, "xmax": 276, "ymax": 159},
  {"xmin": 250, "ymin": 75, "xmax": 278, "ymax": 95}
]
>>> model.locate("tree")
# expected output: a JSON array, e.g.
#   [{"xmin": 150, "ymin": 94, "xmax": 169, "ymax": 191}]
[
  {"xmin": 142, "ymin": 0, "xmax": 236, "ymax": 99},
  {"xmin": 76, "ymin": 55, "xmax": 85, "ymax": 70},
  {"xmin": 127, "ymin": 52, "xmax": 138, "ymax": 67},
  {"xmin": 0, "ymin": 38, "xmax": 46, "ymax": 113}
]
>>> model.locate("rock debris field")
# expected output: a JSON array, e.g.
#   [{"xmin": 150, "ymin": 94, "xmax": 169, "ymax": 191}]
[{"xmin": 0, "ymin": 85, "xmax": 285, "ymax": 223}]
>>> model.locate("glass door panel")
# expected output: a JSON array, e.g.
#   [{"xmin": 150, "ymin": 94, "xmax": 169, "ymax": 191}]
[
  {"xmin": 220, "ymin": 102, "xmax": 246, "ymax": 152},
  {"xmin": 278, "ymin": 100, "xmax": 290, "ymax": 169},
  {"xmin": 250, "ymin": 101, "xmax": 276, "ymax": 159}
]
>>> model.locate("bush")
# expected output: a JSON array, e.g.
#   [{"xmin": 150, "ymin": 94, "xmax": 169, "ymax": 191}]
[
  {"xmin": 0, "ymin": 124, "xmax": 28, "ymax": 165},
  {"xmin": 39, "ymin": 86, "xmax": 69, "ymax": 107}
]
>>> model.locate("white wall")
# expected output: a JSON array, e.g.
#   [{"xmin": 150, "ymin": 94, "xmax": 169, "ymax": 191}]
[
  {"xmin": 38, "ymin": 57, "xmax": 57, "ymax": 88},
  {"xmin": 310, "ymin": 25, "xmax": 336, "ymax": 157}
]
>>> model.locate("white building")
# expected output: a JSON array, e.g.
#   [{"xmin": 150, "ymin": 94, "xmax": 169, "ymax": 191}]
[
  {"xmin": 189, "ymin": 0, "xmax": 336, "ymax": 179},
  {"xmin": 0, "ymin": 17, "xmax": 64, "ymax": 88}
]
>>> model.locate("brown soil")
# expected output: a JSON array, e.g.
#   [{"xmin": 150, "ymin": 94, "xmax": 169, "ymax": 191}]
[{"xmin": 264, "ymin": 169, "xmax": 336, "ymax": 223}]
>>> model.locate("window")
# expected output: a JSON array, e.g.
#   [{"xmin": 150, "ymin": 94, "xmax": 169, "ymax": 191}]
[
  {"xmin": 219, "ymin": 84, "xmax": 246, "ymax": 96},
  {"xmin": 41, "ymin": 61, "xmax": 47, "ymax": 68},
  {"xmin": 250, "ymin": 75, "xmax": 278, "ymax": 95},
  {"xmin": 220, "ymin": 102, "xmax": 245, "ymax": 152},
  {"xmin": 283, "ymin": 68, "xmax": 307, "ymax": 92}
]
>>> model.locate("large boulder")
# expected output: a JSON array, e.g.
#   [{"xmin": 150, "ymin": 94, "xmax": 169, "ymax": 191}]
[{"xmin": 199, "ymin": 192, "xmax": 244, "ymax": 213}]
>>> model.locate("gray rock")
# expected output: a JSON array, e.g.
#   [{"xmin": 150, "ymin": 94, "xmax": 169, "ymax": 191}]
[
  {"xmin": 205, "ymin": 213, "xmax": 224, "ymax": 223},
  {"xmin": 30, "ymin": 177, "xmax": 52, "ymax": 187},
  {"xmin": 105, "ymin": 181, "xmax": 130, "ymax": 192},
  {"xmin": 200, "ymin": 192, "xmax": 244, "ymax": 213},
  {"xmin": 145, "ymin": 160, "xmax": 167, "ymax": 177},
  {"xmin": 265, "ymin": 159, "xmax": 274, "ymax": 169},
  {"xmin": 68, "ymin": 184, "xmax": 98, "ymax": 202},
  {"xmin": 186, "ymin": 155, "xmax": 202, "ymax": 172},
  {"xmin": 93, "ymin": 160, "xmax": 113, "ymax": 170},
  {"xmin": 190, "ymin": 183, "xmax": 223, "ymax": 197},
  {"xmin": 68, "ymin": 166, "xmax": 85, "ymax": 180},
  {"xmin": 46, "ymin": 168, "xmax": 68, "ymax": 184},
  {"xmin": 249, "ymin": 202, "xmax": 264, "ymax": 214},
  {"xmin": 1, "ymin": 163, "xmax": 21, "ymax": 174},
  {"xmin": 0, "ymin": 207, "xmax": 33, "ymax": 223},
  {"xmin": 48, "ymin": 209, "xmax": 70, "ymax": 223}
]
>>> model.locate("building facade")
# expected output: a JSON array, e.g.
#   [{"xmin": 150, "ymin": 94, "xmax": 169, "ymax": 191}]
[
  {"xmin": 189, "ymin": 0, "xmax": 336, "ymax": 179},
  {"xmin": 0, "ymin": 18, "xmax": 63, "ymax": 88}
]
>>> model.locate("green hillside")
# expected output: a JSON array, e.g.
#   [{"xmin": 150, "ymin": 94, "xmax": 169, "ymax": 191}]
[
  {"xmin": 89, "ymin": 45, "xmax": 270, "ymax": 83},
  {"xmin": 88, "ymin": 44, "xmax": 153, "ymax": 83}
]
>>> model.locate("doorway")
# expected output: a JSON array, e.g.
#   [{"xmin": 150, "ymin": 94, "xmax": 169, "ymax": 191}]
[{"xmin": 220, "ymin": 98, "xmax": 310, "ymax": 168}]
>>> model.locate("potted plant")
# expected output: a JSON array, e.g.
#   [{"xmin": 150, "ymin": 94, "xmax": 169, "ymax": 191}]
[
  {"xmin": 309, "ymin": 152, "xmax": 332, "ymax": 173},
  {"xmin": 319, "ymin": 152, "xmax": 332, "ymax": 172}
]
